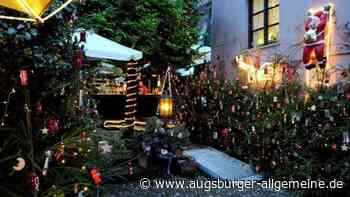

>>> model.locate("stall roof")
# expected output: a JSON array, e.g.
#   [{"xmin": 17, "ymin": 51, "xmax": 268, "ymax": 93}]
[{"xmin": 73, "ymin": 30, "xmax": 143, "ymax": 61}]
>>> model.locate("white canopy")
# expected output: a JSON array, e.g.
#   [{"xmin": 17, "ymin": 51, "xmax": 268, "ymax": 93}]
[{"xmin": 73, "ymin": 30, "xmax": 143, "ymax": 61}]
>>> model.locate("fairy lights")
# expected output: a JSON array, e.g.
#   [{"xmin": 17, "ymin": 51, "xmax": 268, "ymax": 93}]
[{"xmin": 235, "ymin": 55, "xmax": 282, "ymax": 86}]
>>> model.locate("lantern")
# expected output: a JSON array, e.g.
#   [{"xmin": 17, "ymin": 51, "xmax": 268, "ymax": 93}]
[
  {"xmin": 159, "ymin": 96, "xmax": 173, "ymax": 118},
  {"xmin": 159, "ymin": 67, "xmax": 174, "ymax": 119},
  {"xmin": 20, "ymin": 69, "xmax": 28, "ymax": 86}
]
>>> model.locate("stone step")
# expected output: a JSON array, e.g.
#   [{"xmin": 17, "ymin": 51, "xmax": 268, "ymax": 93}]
[{"xmin": 184, "ymin": 147, "xmax": 263, "ymax": 181}]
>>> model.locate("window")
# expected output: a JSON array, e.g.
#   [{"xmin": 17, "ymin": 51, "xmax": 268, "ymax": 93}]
[{"xmin": 249, "ymin": 0, "xmax": 279, "ymax": 48}]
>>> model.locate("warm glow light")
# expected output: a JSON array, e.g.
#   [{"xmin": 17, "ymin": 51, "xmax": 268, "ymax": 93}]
[
  {"xmin": 159, "ymin": 96, "xmax": 173, "ymax": 118},
  {"xmin": 236, "ymin": 55, "xmax": 281, "ymax": 87}
]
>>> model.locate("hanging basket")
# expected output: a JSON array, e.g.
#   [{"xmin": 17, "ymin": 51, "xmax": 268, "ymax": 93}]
[{"xmin": 0, "ymin": 0, "xmax": 74, "ymax": 23}]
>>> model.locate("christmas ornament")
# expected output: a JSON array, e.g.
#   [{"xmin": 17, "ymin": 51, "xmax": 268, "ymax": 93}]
[
  {"xmin": 13, "ymin": 157, "xmax": 26, "ymax": 171},
  {"xmin": 341, "ymin": 144, "xmax": 349, "ymax": 151},
  {"xmin": 54, "ymin": 142, "xmax": 65, "ymax": 162},
  {"xmin": 27, "ymin": 172, "xmax": 39, "ymax": 192},
  {"xmin": 74, "ymin": 49, "xmax": 84, "ymax": 69},
  {"xmin": 42, "ymin": 150, "xmax": 52, "ymax": 176},
  {"xmin": 20, "ymin": 69, "xmax": 28, "ymax": 86},
  {"xmin": 80, "ymin": 131, "xmax": 88, "ymax": 141},
  {"xmin": 331, "ymin": 144, "xmax": 337, "ymax": 151},
  {"xmin": 36, "ymin": 101, "xmax": 43, "ymax": 114},
  {"xmin": 213, "ymin": 131, "xmax": 218, "ymax": 140},
  {"xmin": 90, "ymin": 167, "xmax": 102, "ymax": 185},
  {"xmin": 41, "ymin": 127, "xmax": 49, "ymax": 135},
  {"xmin": 128, "ymin": 161, "xmax": 133, "ymax": 176},
  {"xmin": 310, "ymin": 105, "xmax": 317, "ymax": 111},
  {"xmin": 47, "ymin": 117, "xmax": 59, "ymax": 134},
  {"xmin": 98, "ymin": 141, "xmax": 113, "ymax": 154},
  {"xmin": 346, "ymin": 92, "xmax": 350, "ymax": 101}
]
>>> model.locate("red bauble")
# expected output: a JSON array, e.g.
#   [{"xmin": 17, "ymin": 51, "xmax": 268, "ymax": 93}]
[
  {"xmin": 346, "ymin": 92, "xmax": 350, "ymax": 101},
  {"xmin": 36, "ymin": 102, "xmax": 43, "ymax": 114},
  {"xmin": 74, "ymin": 50, "xmax": 84, "ymax": 69},
  {"xmin": 230, "ymin": 105, "xmax": 236, "ymax": 113},
  {"xmin": 221, "ymin": 128, "xmax": 229, "ymax": 138},
  {"xmin": 331, "ymin": 144, "xmax": 337, "ymax": 151},
  {"xmin": 47, "ymin": 118, "xmax": 59, "ymax": 134},
  {"xmin": 90, "ymin": 167, "xmax": 102, "ymax": 185},
  {"xmin": 80, "ymin": 131, "xmax": 88, "ymax": 141}
]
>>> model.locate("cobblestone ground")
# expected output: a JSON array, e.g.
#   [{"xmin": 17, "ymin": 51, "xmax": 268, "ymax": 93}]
[{"xmin": 107, "ymin": 176, "xmax": 298, "ymax": 197}]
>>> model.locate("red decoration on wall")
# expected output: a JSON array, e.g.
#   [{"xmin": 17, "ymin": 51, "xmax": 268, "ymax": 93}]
[
  {"xmin": 303, "ymin": 6, "xmax": 330, "ymax": 69},
  {"xmin": 90, "ymin": 167, "xmax": 102, "ymax": 185},
  {"xmin": 20, "ymin": 69, "xmax": 28, "ymax": 86}
]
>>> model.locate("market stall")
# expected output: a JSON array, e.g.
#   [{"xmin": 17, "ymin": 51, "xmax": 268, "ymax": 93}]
[{"xmin": 74, "ymin": 30, "xmax": 159, "ymax": 130}]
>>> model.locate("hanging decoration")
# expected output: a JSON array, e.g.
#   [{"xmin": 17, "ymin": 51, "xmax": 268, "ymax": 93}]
[
  {"xmin": 0, "ymin": 0, "xmax": 74, "ymax": 23},
  {"xmin": 128, "ymin": 161, "xmax": 133, "ymax": 176},
  {"xmin": 12, "ymin": 157, "xmax": 26, "ymax": 171},
  {"xmin": 159, "ymin": 66, "xmax": 174, "ymax": 119},
  {"xmin": 90, "ymin": 167, "xmax": 102, "ymax": 186},
  {"xmin": 20, "ymin": 69, "xmax": 29, "ymax": 86},
  {"xmin": 303, "ymin": 4, "xmax": 333, "ymax": 70},
  {"xmin": 47, "ymin": 117, "xmax": 59, "ymax": 134},
  {"xmin": 27, "ymin": 172, "xmax": 40, "ymax": 192},
  {"xmin": 42, "ymin": 150, "xmax": 52, "ymax": 176}
]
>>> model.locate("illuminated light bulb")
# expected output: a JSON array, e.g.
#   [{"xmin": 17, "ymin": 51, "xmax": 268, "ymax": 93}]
[
  {"xmin": 61, "ymin": 159, "xmax": 66, "ymax": 164},
  {"xmin": 81, "ymin": 166, "xmax": 86, "ymax": 171},
  {"xmin": 83, "ymin": 186, "xmax": 88, "ymax": 192}
]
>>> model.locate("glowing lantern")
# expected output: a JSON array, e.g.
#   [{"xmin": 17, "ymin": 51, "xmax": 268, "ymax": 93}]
[
  {"xmin": 0, "ymin": 0, "xmax": 73, "ymax": 23},
  {"xmin": 158, "ymin": 66, "xmax": 174, "ymax": 119},
  {"xmin": 159, "ymin": 96, "xmax": 173, "ymax": 118}
]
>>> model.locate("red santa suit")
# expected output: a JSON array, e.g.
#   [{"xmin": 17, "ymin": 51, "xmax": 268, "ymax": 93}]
[{"xmin": 303, "ymin": 9, "xmax": 329, "ymax": 69}]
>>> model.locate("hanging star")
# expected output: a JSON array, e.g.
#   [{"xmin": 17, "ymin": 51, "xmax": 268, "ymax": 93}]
[
  {"xmin": 341, "ymin": 144, "xmax": 349, "ymax": 151},
  {"xmin": 41, "ymin": 127, "xmax": 49, "ymax": 135}
]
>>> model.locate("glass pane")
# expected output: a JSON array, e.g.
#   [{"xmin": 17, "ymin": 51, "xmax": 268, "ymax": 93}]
[
  {"xmin": 268, "ymin": 7, "xmax": 279, "ymax": 25},
  {"xmin": 268, "ymin": 0, "xmax": 279, "ymax": 8},
  {"xmin": 253, "ymin": 13, "xmax": 264, "ymax": 30},
  {"xmin": 268, "ymin": 25, "xmax": 279, "ymax": 42},
  {"xmin": 253, "ymin": 30, "xmax": 264, "ymax": 46},
  {"xmin": 253, "ymin": 0, "xmax": 264, "ymax": 13}
]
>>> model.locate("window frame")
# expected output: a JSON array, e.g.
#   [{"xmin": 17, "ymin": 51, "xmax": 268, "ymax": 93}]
[{"xmin": 248, "ymin": 0, "xmax": 280, "ymax": 48}]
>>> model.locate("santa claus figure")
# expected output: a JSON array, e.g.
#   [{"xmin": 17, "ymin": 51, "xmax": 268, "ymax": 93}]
[{"xmin": 303, "ymin": 5, "xmax": 331, "ymax": 70}]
